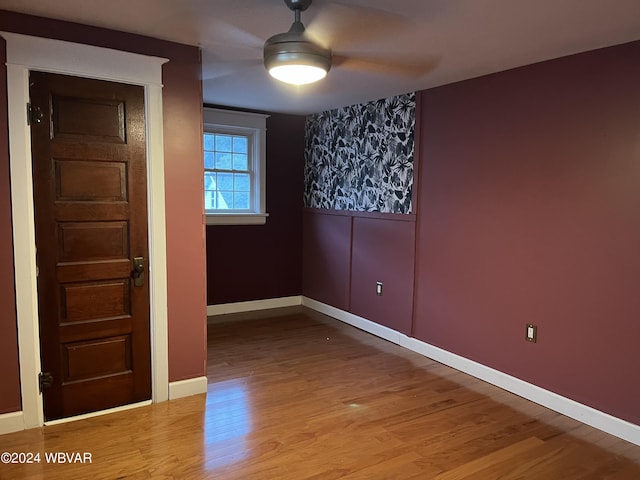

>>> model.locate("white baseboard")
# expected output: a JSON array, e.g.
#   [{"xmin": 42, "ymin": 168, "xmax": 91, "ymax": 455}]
[
  {"xmin": 169, "ymin": 376, "xmax": 208, "ymax": 400},
  {"xmin": 302, "ymin": 296, "xmax": 405, "ymax": 344},
  {"xmin": 0, "ymin": 411, "xmax": 25, "ymax": 435},
  {"xmin": 302, "ymin": 296, "xmax": 640, "ymax": 447},
  {"xmin": 207, "ymin": 296, "xmax": 302, "ymax": 318}
]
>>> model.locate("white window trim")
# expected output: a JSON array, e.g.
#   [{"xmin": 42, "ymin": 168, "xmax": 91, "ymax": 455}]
[{"xmin": 203, "ymin": 108, "xmax": 269, "ymax": 225}]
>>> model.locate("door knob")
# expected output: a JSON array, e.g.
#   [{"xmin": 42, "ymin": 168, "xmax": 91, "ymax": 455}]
[{"xmin": 132, "ymin": 257, "xmax": 145, "ymax": 287}]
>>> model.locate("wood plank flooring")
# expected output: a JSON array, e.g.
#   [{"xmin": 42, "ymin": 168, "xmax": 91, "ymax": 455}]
[{"xmin": 1, "ymin": 308, "xmax": 639, "ymax": 479}]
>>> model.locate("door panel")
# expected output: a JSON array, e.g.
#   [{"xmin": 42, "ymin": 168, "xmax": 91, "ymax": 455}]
[
  {"xmin": 62, "ymin": 281, "xmax": 130, "ymax": 322},
  {"xmin": 56, "ymin": 159, "xmax": 127, "ymax": 201},
  {"xmin": 30, "ymin": 71, "xmax": 151, "ymax": 421},
  {"xmin": 57, "ymin": 221, "xmax": 129, "ymax": 261}
]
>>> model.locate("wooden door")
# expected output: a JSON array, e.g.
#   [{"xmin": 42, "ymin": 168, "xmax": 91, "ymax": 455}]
[{"xmin": 30, "ymin": 72, "xmax": 151, "ymax": 421}]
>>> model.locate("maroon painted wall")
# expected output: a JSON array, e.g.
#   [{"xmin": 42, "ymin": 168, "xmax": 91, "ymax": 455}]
[
  {"xmin": 351, "ymin": 215, "xmax": 415, "ymax": 335},
  {"xmin": 0, "ymin": 38, "xmax": 22, "ymax": 415},
  {"xmin": 207, "ymin": 113, "xmax": 305, "ymax": 304},
  {"xmin": 0, "ymin": 10, "xmax": 207, "ymax": 406},
  {"xmin": 414, "ymin": 41, "xmax": 640, "ymax": 426},
  {"xmin": 302, "ymin": 209, "xmax": 416, "ymax": 333},
  {"xmin": 302, "ymin": 211, "xmax": 352, "ymax": 311}
]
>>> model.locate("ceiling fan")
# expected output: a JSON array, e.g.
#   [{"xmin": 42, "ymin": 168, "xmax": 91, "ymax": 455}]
[
  {"xmin": 207, "ymin": 0, "xmax": 438, "ymax": 86},
  {"xmin": 263, "ymin": 0, "xmax": 332, "ymax": 85}
]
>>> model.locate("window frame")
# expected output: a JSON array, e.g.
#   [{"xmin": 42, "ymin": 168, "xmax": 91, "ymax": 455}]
[
  {"xmin": 204, "ymin": 127, "xmax": 254, "ymax": 212},
  {"xmin": 203, "ymin": 108, "xmax": 269, "ymax": 225}
]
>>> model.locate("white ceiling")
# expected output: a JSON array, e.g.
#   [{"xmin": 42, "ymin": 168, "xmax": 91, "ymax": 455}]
[{"xmin": 2, "ymin": 0, "xmax": 640, "ymax": 115}]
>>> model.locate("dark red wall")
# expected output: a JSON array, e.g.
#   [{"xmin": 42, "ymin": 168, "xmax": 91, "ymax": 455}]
[
  {"xmin": 302, "ymin": 210, "xmax": 416, "ymax": 334},
  {"xmin": 414, "ymin": 41, "xmax": 640, "ymax": 426},
  {"xmin": 207, "ymin": 113, "xmax": 305, "ymax": 304},
  {"xmin": 0, "ymin": 10, "xmax": 207, "ymax": 409},
  {"xmin": 302, "ymin": 211, "xmax": 352, "ymax": 310},
  {"xmin": 350, "ymin": 215, "xmax": 415, "ymax": 334}
]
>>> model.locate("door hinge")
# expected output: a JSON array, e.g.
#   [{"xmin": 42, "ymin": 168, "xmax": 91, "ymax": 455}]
[
  {"xmin": 39, "ymin": 372, "xmax": 53, "ymax": 393},
  {"xmin": 27, "ymin": 103, "xmax": 44, "ymax": 126}
]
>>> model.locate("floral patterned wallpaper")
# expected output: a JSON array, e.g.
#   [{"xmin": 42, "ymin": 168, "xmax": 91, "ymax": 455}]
[{"xmin": 304, "ymin": 92, "xmax": 416, "ymax": 214}]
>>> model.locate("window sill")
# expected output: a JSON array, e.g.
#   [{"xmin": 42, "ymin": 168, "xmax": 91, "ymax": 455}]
[{"xmin": 205, "ymin": 213, "xmax": 269, "ymax": 226}]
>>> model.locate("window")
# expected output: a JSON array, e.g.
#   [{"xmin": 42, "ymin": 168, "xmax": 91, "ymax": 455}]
[
  {"xmin": 203, "ymin": 108, "xmax": 269, "ymax": 225},
  {"xmin": 204, "ymin": 132, "xmax": 250, "ymax": 210}
]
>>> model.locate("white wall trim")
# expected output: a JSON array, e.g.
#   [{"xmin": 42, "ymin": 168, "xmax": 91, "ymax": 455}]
[
  {"xmin": 1, "ymin": 32, "xmax": 165, "ymax": 85},
  {"xmin": 5, "ymin": 53, "xmax": 41, "ymax": 429},
  {"xmin": 207, "ymin": 296, "xmax": 302, "ymax": 317},
  {"xmin": 203, "ymin": 107, "xmax": 269, "ymax": 219},
  {"xmin": 145, "ymin": 83, "xmax": 170, "ymax": 404},
  {"xmin": 301, "ymin": 296, "xmax": 640, "ymax": 447},
  {"xmin": 400, "ymin": 336, "xmax": 640, "ymax": 447},
  {"xmin": 302, "ymin": 297, "xmax": 405, "ymax": 345},
  {"xmin": 2, "ymin": 31, "xmax": 170, "ymax": 430},
  {"xmin": 169, "ymin": 377, "xmax": 208, "ymax": 400},
  {"xmin": 0, "ymin": 411, "xmax": 25, "ymax": 435}
]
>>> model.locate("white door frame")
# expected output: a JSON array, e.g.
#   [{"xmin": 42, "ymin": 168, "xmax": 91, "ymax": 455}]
[{"xmin": 2, "ymin": 32, "xmax": 170, "ymax": 429}]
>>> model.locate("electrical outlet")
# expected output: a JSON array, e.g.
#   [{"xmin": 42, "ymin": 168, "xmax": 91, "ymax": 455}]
[
  {"xmin": 376, "ymin": 281, "xmax": 383, "ymax": 296},
  {"xmin": 525, "ymin": 323, "xmax": 537, "ymax": 343}
]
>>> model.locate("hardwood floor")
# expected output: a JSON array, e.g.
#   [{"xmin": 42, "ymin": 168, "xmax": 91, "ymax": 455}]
[{"xmin": 1, "ymin": 308, "xmax": 639, "ymax": 479}]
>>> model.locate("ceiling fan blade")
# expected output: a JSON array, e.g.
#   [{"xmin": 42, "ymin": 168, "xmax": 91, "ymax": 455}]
[
  {"xmin": 213, "ymin": 22, "xmax": 265, "ymax": 49},
  {"xmin": 333, "ymin": 54, "xmax": 439, "ymax": 79},
  {"xmin": 306, "ymin": 2, "xmax": 413, "ymax": 50},
  {"xmin": 201, "ymin": 58, "xmax": 263, "ymax": 81}
]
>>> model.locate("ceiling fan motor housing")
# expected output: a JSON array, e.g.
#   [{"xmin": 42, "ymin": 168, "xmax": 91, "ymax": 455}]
[
  {"xmin": 284, "ymin": 0, "xmax": 312, "ymax": 11},
  {"xmin": 264, "ymin": 29, "xmax": 332, "ymax": 73}
]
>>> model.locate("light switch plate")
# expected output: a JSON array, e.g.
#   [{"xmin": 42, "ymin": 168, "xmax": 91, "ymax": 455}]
[{"xmin": 525, "ymin": 323, "xmax": 537, "ymax": 343}]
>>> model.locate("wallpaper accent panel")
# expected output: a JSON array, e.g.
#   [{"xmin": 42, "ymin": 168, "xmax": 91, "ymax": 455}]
[{"xmin": 304, "ymin": 92, "xmax": 416, "ymax": 214}]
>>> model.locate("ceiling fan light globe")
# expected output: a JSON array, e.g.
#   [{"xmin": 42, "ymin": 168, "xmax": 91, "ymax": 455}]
[
  {"xmin": 263, "ymin": 29, "xmax": 332, "ymax": 86},
  {"xmin": 269, "ymin": 64, "xmax": 327, "ymax": 85}
]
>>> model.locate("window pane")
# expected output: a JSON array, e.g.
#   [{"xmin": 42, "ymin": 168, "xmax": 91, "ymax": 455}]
[
  {"xmin": 233, "ymin": 154, "xmax": 248, "ymax": 170},
  {"xmin": 215, "ymin": 152, "xmax": 232, "ymax": 170},
  {"xmin": 217, "ymin": 173, "xmax": 234, "ymax": 191},
  {"xmin": 218, "ymin": 190, "xmax": 233, "ymax": 209},
  {"xmin": 233, "ymin": 136, "xmax": 248, "ymax": 154},
  {"xmin": 204, "ymin": 171, "xmax": 218, "ymax": 209},
  {"xmin": 204, "ymin": 133, "xmax": 214, "ymax": 151},
  {"xmin": 234, "ymin": 191, "xmax": 250, "ymax": 209},
  {"xmin": 204, "ymin": 190, "xmax": 216, "ymax": 210},
  {"xmin": 215, "ymin": 135, "xmax": 232, "ymax": 152},
  {"xmin": 204, "ymin": 171, "xmax": 217, "ymax": 191},
  {"xmin": 235, "ymin": 174, "xmax": 250, "ymax": 191},
  {"xmin": 204, "ymin": 151, "xmax": 214, "ymax": 169}
]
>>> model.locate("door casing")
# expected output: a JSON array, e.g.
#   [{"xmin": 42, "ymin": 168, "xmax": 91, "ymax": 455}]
[{"xmin": 3, "ymin": 31, "xmax": 169, "ymax": 428}]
